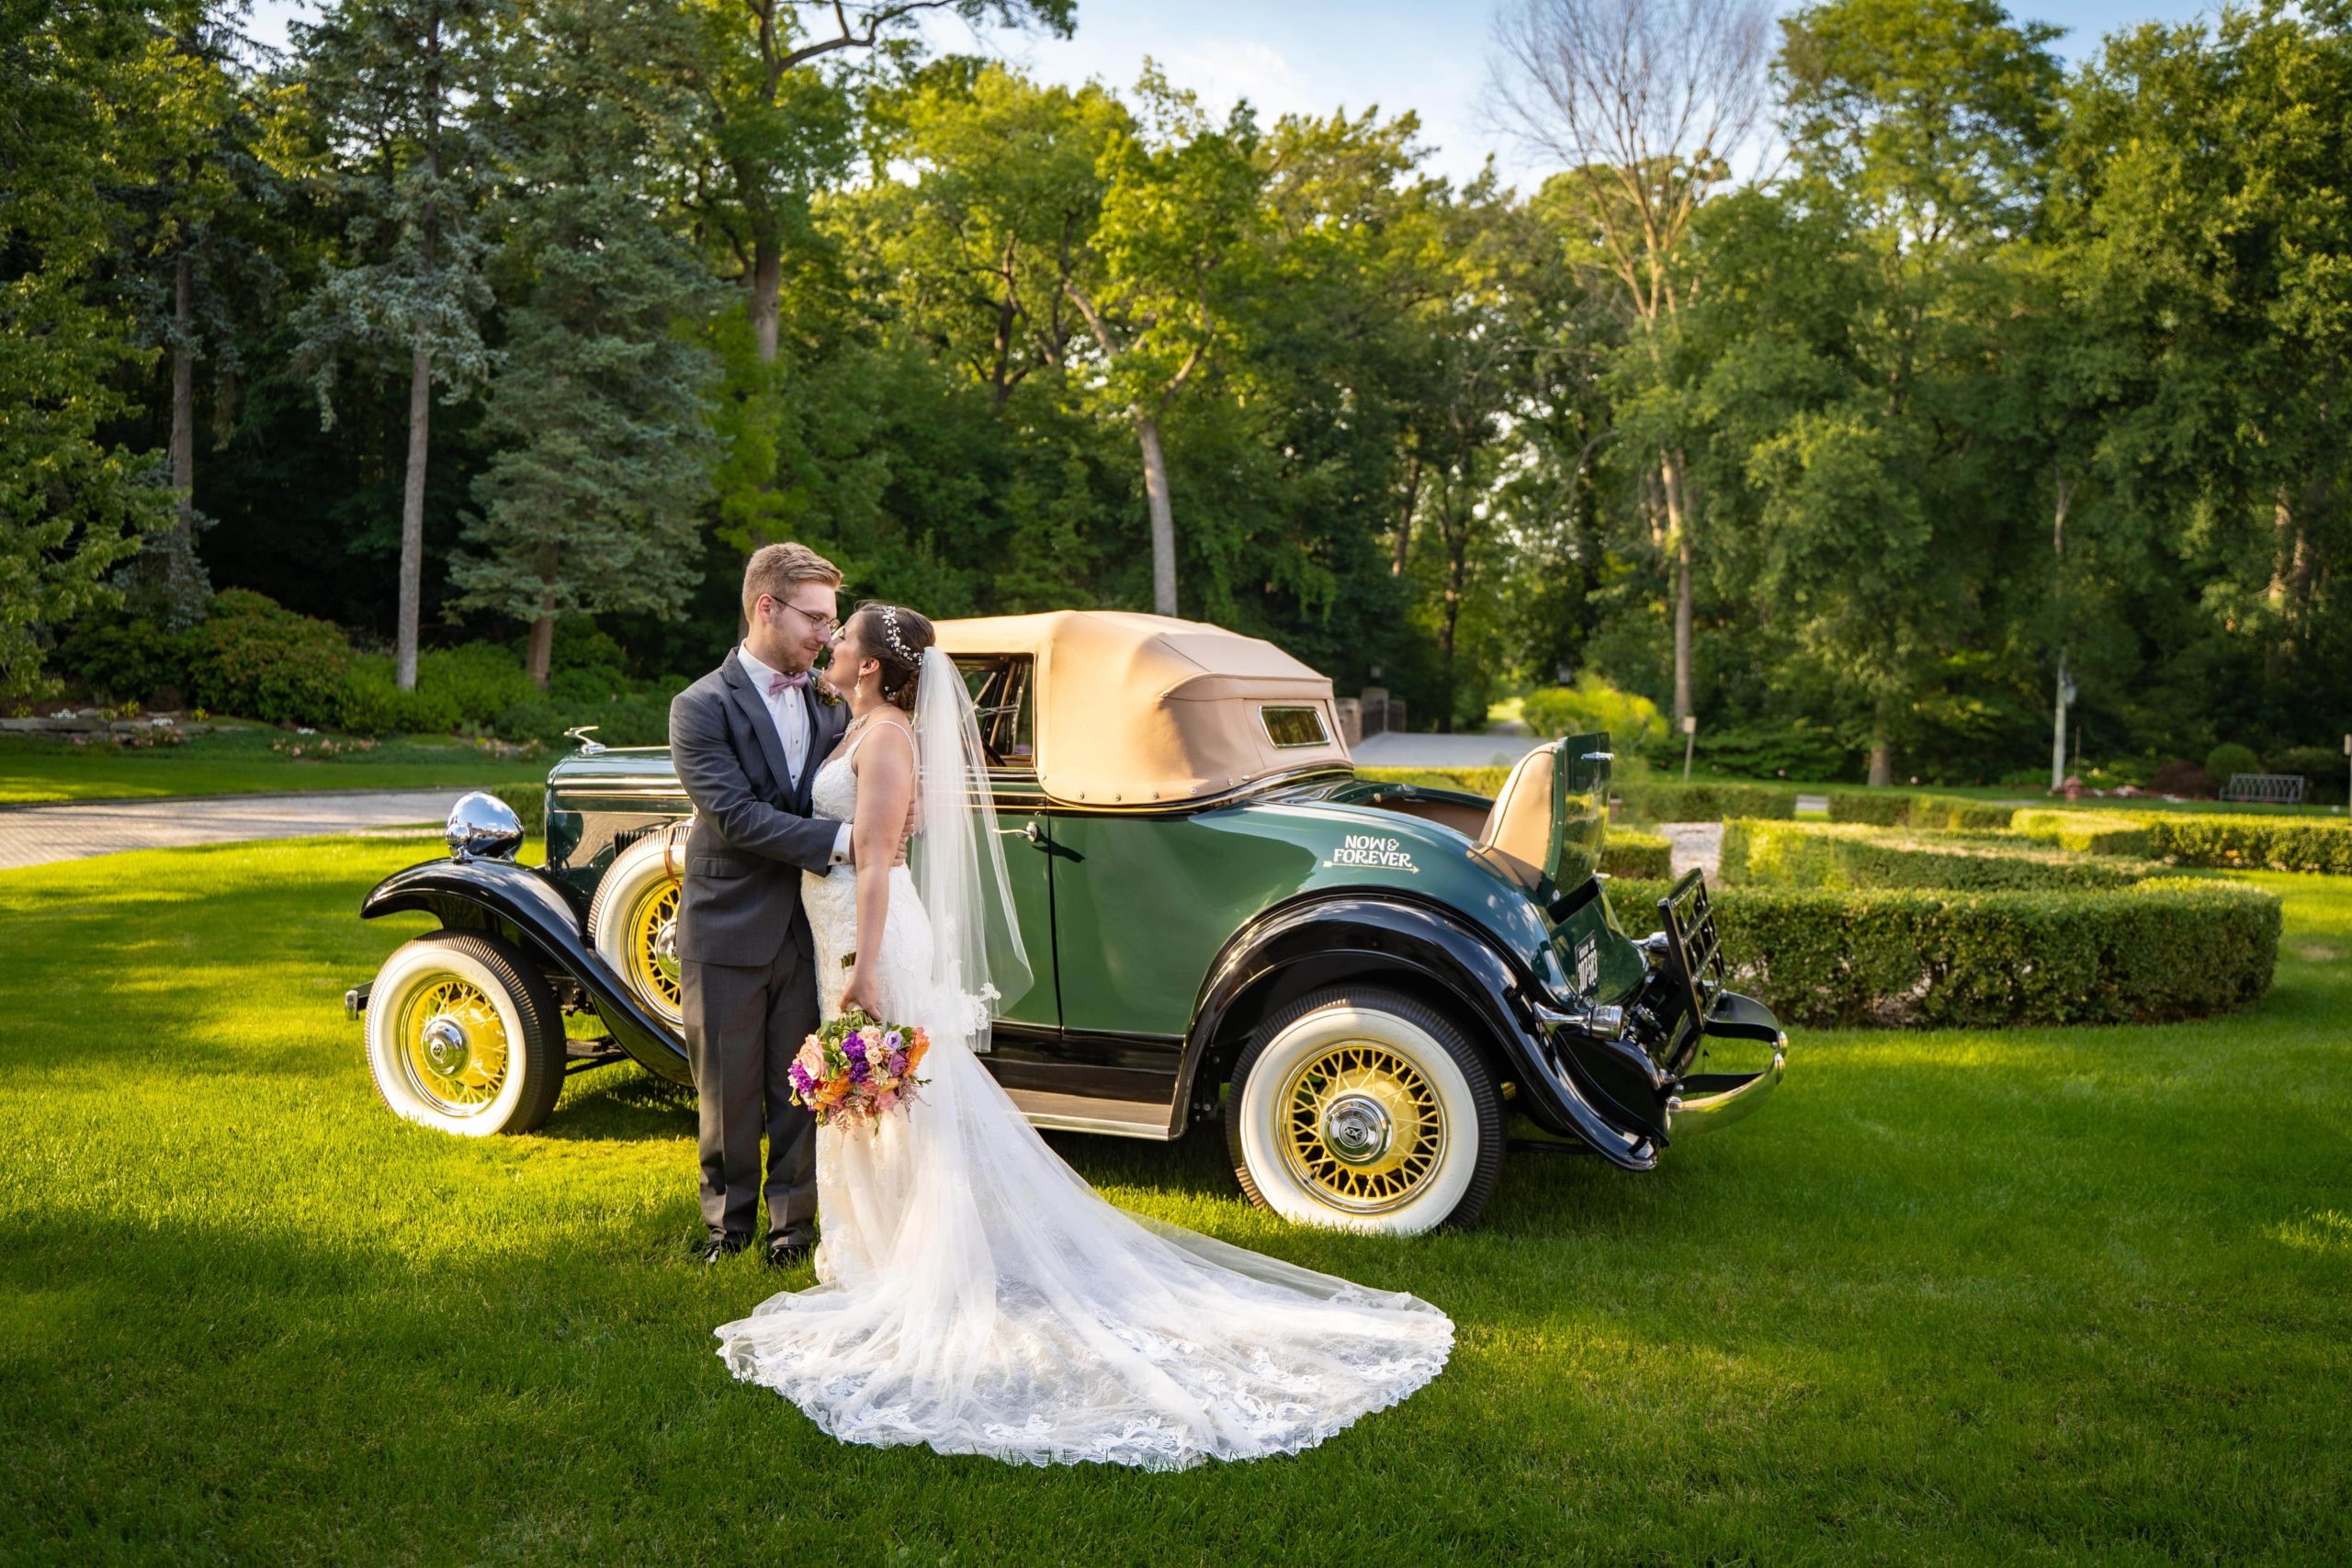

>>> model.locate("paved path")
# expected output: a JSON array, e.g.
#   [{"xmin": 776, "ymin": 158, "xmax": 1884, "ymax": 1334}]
[
  {"xmin": 0, "ymin": 789, "xmax": 462, "ymax": 872},
  {"xmin": 1657, "ymin": 821, "xmax": 1723, "ymax": 880}
]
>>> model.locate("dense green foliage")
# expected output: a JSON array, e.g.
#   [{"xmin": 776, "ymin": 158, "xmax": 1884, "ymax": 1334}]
[
  {"xmin": 1598, "ymin": 828, "xmax": 1672, "ymax": 880},
  {"xmin": 1615, "ymin": 874, "xmax": 2279, "ymax": 1027},
  {"xmin": 1826, "ymin": 791, "xmax": 2017, "ymax": 829},
  {"xmin": 6, "ymin": 0, "xmax": 2352, "ymax": 784}
]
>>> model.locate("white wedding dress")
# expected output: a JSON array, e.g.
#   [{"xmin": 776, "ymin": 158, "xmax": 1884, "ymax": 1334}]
[{"xmin": 714, "ymin": 690, "xmax": 1453, "ymax": 1471}]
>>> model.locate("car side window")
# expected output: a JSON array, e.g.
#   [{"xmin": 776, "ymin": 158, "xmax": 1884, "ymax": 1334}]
[{"xmin": 954, "ymin": 655, "xmax": 1035, "ymax": 773}]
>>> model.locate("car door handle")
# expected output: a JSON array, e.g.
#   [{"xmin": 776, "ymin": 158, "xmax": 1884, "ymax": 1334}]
[{"xmin": 998, "ymin": 820, "xmax": 1082, "ymax": 862}]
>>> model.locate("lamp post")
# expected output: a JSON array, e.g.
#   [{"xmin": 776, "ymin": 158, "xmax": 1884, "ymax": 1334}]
[{"xmin": 1681, "ymin": 713, "xmax": 1698, "ymax": 783}]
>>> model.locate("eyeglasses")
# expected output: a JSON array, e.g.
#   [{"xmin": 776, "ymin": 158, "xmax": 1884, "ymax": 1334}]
[{"xmin": 768, "ymin": 597, "xmax": 840, "ymax": 639}]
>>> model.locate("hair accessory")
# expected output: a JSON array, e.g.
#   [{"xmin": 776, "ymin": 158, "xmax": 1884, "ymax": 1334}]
[{"xmin": 878, "ymin": 604, "xmax": 917, "ymax": 664}]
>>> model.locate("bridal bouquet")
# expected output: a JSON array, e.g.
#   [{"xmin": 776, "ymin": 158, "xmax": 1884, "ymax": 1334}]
[{"xmin": 789, "ymin": 1009, "xmax": 932, "ymax": 1130}]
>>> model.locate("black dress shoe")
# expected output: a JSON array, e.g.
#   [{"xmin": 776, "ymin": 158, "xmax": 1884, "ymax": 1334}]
[
  {"xmin": 766, "ymin": 1236, "xmax": 815, "ymax": 1269},
  {"xmin": 699, "ymin": 1233, "xmax": 751, "ymax": 1265}
]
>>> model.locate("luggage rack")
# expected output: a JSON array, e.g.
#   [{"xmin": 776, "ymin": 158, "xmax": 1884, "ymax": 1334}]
[{"xmin": 1656, "ymin": 869, "xmax": 1727, "ymax": 1051}]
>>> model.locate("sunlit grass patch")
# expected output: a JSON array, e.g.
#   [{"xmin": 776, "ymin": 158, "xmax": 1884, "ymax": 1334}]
[{"xmin": 2, "ymin": 839, "xmax": 2347, "ymax": 1562}]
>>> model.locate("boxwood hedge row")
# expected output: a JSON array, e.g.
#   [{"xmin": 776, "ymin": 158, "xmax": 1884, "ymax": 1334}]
[
  {"xmin": 1721, "ymin": 819, "xmax": 2167, "ymax": 892},
  {"xmin": 1610, "ymin": 874, "xmax": 2279, "ymax": 1028},
  {"xmin": 2012, "ymin": 808, "xmax": 2352, "ymax": 874},
  {"xmin": 1826, "ymin": 791, "xmax": 2016, "ymax": 829},
  {"xmin": 1600, "ymin": 829, "xmax": 1672, "ymax": 880}
]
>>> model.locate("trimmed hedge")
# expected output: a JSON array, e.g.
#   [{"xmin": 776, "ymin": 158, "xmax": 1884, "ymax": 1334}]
[
  {"xmin": 1610, "ymin": 875, "xmax": 2279, "ymax": 1028},
  {"xmin": 2007, "ymin": 809, "xmax": 2156, "ymax": 857},
  {"xmin": 1618, "ymin": 781, "xmax": 1799, "ymax": 824},
  {"xmin": 1721, "ymin": 819, "xmax": 2169, "ymax": 892},
  {"xmin": 1826, "ymin": 791, "xmax": 2017, "ymax": 830},
  {"xmin": 1600, "ymin": 829, "xmax": 1672, "ymax": 880},
  {"xmin": 488, "ymin": 784, "xmax": 547, "ymax": 836},
  {"xmin": 2141, "ymin": 813, "xmax": 2352, "ymax": 875},
  {"xmin": 2014, "ymin": 807, "xmax": 2352, "ymax": 873}
]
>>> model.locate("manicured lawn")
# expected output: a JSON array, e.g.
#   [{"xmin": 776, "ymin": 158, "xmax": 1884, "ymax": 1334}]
[
  {"xmin": 2, "ymin": 840, "xmax": 2346, "ymax": 1563},
  {"xmin": 0, "ymin": 728, "xmax": 549, "ymax": 804}
]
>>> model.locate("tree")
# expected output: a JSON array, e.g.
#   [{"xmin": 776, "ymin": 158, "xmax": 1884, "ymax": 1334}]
[
  {"xmin": 120, "ymin": 1, "xmax": 288, "ymax": 627},
  {"xmin": 1490, "ymin": 0, "xmax": 1776, "ymax": 727},
  {"xmin": 1, "ymin": 0, "xmax": 182, "ymax": 701},
  {"xmin": 292, "ymin": 0, "xmax": 503, "ymax": 690},
  {"xmin": 450, "ymin": 0, "xmax": 721, "ymax": 687},
  {"xmin": 671, "ymin": 0, "xmax": 1073, "ymax": 366}
]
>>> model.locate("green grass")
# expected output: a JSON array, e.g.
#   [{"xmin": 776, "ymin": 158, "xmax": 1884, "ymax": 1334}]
[
  {"xmin": 0, "ymin": 728, "xmax": 551, "ymax": 804},
  {"xmin": 3, "ymin": 840, "xmax": 2347, "ymax": 1563}
]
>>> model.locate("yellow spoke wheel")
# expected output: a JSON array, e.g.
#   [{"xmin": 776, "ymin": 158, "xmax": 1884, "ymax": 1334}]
[
  {"xmin": 364, "ymin": 932, "xmax": 567, "ymax": 1137},
  {"xmin": 395, "ymin": 975, "xmax": 511, "ymax": 1116},
  {"xmin": 1227, "ymin": 986, "xmax": 1504, "ymax": 1235},
  {"xmin": 627, "ymin": 881, "xmax": 682, "ymax": 1018},
  {"xmin": 1279, "ymin": 1041, "xmax": 1445, "ymax": 1213}
]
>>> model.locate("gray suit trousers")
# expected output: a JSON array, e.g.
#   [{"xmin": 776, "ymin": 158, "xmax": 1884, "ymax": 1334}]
[{"xmin": 681, "ymin": 942, "xmax": 820, "ymax": 1245}]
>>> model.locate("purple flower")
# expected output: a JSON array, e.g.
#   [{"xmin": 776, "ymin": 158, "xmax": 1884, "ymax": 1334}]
[
  {"xmin": 788, "ymin": 1064, "xmax": 812, "ymax": 1095},
  {"xmin": 883, "ymin": 1029, "xmax": 903, "ymax": 1053},
  {"xmin": 886, "ymin": 1050, "xmax": 908, "ymax": 1077}
]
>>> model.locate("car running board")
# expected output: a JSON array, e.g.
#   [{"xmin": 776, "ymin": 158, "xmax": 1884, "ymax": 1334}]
[{"xmin": 1003, "ymin": 1086, "xmax": 1181, "ymax": 1141}]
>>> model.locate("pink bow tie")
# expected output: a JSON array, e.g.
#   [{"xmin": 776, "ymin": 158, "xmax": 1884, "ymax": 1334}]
[{"xmin": 767, "ymin": 670, "xmax": 810, "ymax": 697}]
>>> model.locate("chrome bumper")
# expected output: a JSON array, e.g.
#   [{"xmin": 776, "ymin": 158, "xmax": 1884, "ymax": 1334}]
[{"xmin": 1666, "ymin": 1031, "xmax": 1787, "ymax": 1136}]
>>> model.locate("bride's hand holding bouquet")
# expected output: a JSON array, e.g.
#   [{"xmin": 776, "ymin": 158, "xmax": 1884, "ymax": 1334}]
[{"xmin": 789, "ymin": 1005, "xmax": 931, "ymax": 1130}]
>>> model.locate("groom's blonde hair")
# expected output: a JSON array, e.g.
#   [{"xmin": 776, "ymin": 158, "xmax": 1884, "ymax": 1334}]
[{"xmin": 742, "ymin": 541, "xmax": 842, "ymax": 617}]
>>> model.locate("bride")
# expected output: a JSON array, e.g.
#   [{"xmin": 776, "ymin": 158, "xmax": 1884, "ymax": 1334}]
[{"xmin": 714, "ymin": 602, "xmax": 1453, "ymax": 1470}]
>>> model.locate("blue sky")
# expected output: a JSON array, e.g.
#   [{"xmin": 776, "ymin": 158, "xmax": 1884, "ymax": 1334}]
[{"xmin": 248, "ymin": 1, "xmax": 2225, "ymax": 186}]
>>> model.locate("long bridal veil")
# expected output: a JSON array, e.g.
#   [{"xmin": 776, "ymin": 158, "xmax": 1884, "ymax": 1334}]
[
  {"xmin": 716, "ymin": 645, "xmax": 1451, "ymax": 1470},
  {"xmin": 908, "ymin": 646, "xmax": 1029, "ymax": 1055}
]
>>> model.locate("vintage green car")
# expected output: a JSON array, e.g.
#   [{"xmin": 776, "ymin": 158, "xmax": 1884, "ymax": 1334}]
[{"xmin": 349, "ymin": 611, "xmax": 1784, "ymax": 1234}]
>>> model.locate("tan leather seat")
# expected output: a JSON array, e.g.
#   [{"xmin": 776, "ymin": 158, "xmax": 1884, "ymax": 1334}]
[{"xmin": 1472, "ymin": 748, "xmax": 1556, "ymax": 890}]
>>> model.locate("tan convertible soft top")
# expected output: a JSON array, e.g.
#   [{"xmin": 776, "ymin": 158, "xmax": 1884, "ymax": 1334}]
[{"xmin": 934, "ymin": 611, "xmax": 1351, "ymax": 807}]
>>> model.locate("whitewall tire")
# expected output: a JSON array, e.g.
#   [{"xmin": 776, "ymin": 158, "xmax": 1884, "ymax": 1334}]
[
  {"xmin": 365, "ymin": 932, "xmax": 566, "ymax": 1136},
  {"xmin": 1225, "ymin": 986, "xmax": 1506, "ymax": 1235}
]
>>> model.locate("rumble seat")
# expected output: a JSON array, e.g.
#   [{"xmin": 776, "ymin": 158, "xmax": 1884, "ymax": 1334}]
[{"xmin": 1471, "ymin": 747, "xmax": 1556, "ymax": 891}]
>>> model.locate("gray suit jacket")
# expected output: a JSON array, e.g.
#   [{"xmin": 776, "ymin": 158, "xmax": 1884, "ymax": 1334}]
[{"xmin": 668, "ymin": 649, "xmax": 850, "ymax": 968}]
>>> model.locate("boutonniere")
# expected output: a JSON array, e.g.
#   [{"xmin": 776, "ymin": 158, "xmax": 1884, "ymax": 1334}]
[{"xmin": 810, "ymin": 660, "xmax": 842, "ymax": 705}]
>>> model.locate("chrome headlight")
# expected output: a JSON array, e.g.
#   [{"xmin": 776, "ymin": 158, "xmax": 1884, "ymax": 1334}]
[{"xmin": 447, "ymin": 791, "xmax": 524, "ymax": 863}]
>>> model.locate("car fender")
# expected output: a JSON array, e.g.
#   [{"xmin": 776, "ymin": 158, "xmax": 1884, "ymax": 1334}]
[
  {"xmin": 361, "ymin": 858, "xmax": 692, "ymax": 1086},
  {"xmin": 1181, "ymin": 891, "xmax": 1659, "ymax": 1171}
]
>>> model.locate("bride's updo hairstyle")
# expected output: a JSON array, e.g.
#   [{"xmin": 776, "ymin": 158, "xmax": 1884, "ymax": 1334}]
[{"xmin": 854, "ymin": 602, "xmax": 935, "ymax": 714}]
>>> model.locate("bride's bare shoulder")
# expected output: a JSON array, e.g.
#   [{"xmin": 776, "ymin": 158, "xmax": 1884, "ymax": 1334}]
[{"xmin": 851, "ymin": 711, "xmax": 917, "ymax": 773}]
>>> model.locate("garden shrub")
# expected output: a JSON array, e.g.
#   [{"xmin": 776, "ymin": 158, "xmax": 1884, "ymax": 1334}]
[
  {"xmin": 185, "ymin": 589, "xmax": 354, "ymax": 728},
  {"xmin": 2009, "ymin": 809, "xmax": 2156, "ymax": 856},
  {"xmin": 1692, "ymin": 716, "xmax": 1851, "ymax": 782},
  {"xmin": 2149, "ymin": 760, "xmax": 2213, "ymax": 797},
  {"xmin": 1520, "ymin": 674, "xmax": 1668, "ymax": 750},
  {"xmin": 1608, "ymin": 875, "xmax": 2278, "ymax": 1028},
  {"xmin": 51, "ymin": 616, "xmax": 190, "ymax": 705},
  {"xmin": 2206, "ymin": 742, "xmax": 2262, "ymax": 784},
  {"xmin": 1721, "ymin": 819, "xmax": 2167, "ymax": 892},
  {"xmin": 337, "ymin": 657, "xmax": 462, "ymax": 735},
  {"xmin": 2270, "ymin": 745, "xmax": 2347, "ymax": 806},
  {"xmin": 1600, "ymin": 829, "xmax": 1671, "ymax": 880}
]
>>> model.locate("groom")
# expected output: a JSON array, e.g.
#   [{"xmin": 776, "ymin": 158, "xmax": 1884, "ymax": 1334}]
[{"xmin": 669, "ymin": 542, "xmax": 854, "ymax": 1268}]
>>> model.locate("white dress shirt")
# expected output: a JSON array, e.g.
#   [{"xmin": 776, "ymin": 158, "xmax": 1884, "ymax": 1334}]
[{"xmin": 738, "ymin": 643, "xmax": 853, "ymax": 865}]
